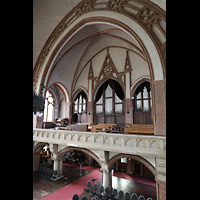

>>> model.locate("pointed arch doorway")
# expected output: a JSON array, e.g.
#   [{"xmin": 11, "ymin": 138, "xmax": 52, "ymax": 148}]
[{"xmin": 93, "ymin": 79, "xmax": 125, "ymax": 126}]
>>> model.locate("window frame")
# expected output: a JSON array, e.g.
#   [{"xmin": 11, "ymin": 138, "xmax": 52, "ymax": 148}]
[{"xmin": 73, "ymin": 91, "xmax": 87, "ymax": 114}]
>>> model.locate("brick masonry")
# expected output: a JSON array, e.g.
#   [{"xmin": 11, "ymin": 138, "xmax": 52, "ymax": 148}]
[
  {"xmin": 157, "ymin": 181, "xmax": 166, "ymax": 200},
  {"xmin": 153, "ymin": 80, "xmax": 166, "ymax": 136}
]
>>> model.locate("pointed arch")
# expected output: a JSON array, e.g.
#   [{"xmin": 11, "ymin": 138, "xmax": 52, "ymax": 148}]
[
  {"xmin": 57, "ymin": 146, "xmax": 102, "ymax": 166},
  {"xmin": 108, "ymin": 153, "xmax": 156, "ymax": 178}
]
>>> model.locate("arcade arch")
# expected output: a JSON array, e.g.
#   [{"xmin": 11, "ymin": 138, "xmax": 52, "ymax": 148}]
[
  {"xmin": 108, "ymin": 153, "xmax": 156, "ymax": 178},
  {"xmin": 57, "ymin": 146, "xmax": 102, "ymax": 167}
]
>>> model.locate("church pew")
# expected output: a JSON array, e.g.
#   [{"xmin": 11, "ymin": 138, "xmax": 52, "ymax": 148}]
[
  {"xmin": 125, "ymin": 124, "xmax": 154, "ymax": 135},
  {"xmin": 91, "ymin": 124, "xmax": 116, "ymax": 132}
]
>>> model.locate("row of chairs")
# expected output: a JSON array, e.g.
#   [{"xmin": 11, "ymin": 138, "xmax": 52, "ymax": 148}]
[
  {"xmin": 72, "ymin": 180, "xmax": 153, "ymax": 200},
  {"xmin": 37, "ymin": 165, "xmax": 57, "ymax": 179}
]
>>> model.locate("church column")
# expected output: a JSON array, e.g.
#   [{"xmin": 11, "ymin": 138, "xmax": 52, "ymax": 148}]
[
  {"xmin": 155, "ymin": 158, "xmax": 166, "ymax": 200},
  {"xmin": 101, "ymin": 168, "xmax": 112, "ymax": 188},
  {"xmin": 50, "ymin": 144, "xmax": 59, "ymax": 178},
  {"xmin": 99, "ymin": 151, "xmax": 112, "ymax": 188},
  {"xmin": 124, "ymin": 50, "xmax": 133, "ymax": 126},
  {"xmin": 58, "ymin": 157, "xmax": 64, "ymax": 177},
  {"xmin": 88, "ymin": 61, "xmax": 94, "ymax": 125}
]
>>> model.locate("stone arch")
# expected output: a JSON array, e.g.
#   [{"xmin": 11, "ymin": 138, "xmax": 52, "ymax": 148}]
[
  {"xmin": 72, "ymin": 87, "xmax": 88, "ymax": 102},
  {"xmin": 54, "ymin": 82, "xmax": 70, "ymax": 104},
  {"xmin": 33, "ymin": 142, "xmax": 49, "ymax": 153},
  {"xmin": 108, "ymin": 153, "xmax": 156, "ymax": 178},
  {"xmin": 57, "ymin": 146, "xmax": 102, "ymax": 166},
  {"xmin": 131, "ymin": 77, "xmax": 151, "ymax": 97}
]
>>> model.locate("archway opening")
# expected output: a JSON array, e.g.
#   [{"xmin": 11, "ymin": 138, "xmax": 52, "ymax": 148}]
[
  {"xmin": 57, "ymin": 147, "xmax": 102, "ymax": 186},
  {"xmin": 108, "ymin": 153, "xmax": 157, "ymax": 199},
  {"xmin": 33, "ymin": 143, "xmax": 53, "ymax": 175}
]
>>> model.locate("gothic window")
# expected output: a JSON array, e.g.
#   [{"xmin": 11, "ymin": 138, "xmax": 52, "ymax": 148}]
[
  {"xmin": 132, "ymin": 81, "xmax": 152, "ymax": 124},
  {"xmin": 44, "ymin": 90, "xmax": 54, "ymax": 122},
  {"xmin": 133, "ymin": 84, "xmax": 151, "ymax": 111},
  {"xmin": 73, "ymin": 91, "xmax": 87, "ymax": 114}
]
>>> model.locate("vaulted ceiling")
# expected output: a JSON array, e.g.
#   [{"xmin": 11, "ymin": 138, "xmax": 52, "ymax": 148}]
[{"xmin": 33, "ymin": 0, "xmax": 166, "ymax": 98}]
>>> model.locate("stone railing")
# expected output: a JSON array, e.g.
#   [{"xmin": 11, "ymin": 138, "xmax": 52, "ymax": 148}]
[{"xmin": 33, "ymin": 128, "xmax": 166, "ymax": 159}]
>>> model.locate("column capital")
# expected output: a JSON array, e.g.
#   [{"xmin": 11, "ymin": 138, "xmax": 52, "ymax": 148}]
[{"xmin": 100, "ymin": 168, "xmax": 112, "ymax": 173}]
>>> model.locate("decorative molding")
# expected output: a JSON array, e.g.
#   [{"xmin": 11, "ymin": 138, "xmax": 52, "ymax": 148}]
[
  {"xmin": 33, "ymin": 128, "xmax": 166, "ymax": 159},
  {"xmin": 96, "ymin": 48, "xmax": 122, "ymax": 86}
]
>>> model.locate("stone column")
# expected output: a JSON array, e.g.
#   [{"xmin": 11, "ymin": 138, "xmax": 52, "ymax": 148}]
[
  {"xmin": 155, "ymin": 158, "xmax": 166, "ymax": 200},
  {"xmin": 53, "ymin": 157, "xmax": 59, "ymax": 176},
  {"xmin": 58, "ymin": 158, "xmax": 63, "ymax": 177},
  {"xmin": 50, "ymin": 144, "xmax": 58, "ymax": 177},
  {"xmin": 101, "ymin": 169, "xmax": 112, "ymax": 188},
  {"xmin": 99, "ymin": 151, "xmax": 112, "ymax": 188}
]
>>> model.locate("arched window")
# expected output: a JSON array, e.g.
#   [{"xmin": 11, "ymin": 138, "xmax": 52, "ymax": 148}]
[
  {"xmin": 94, "ymin": 79, "xmax": 125, "ymax": 126},
  {"xmin": 72, "ymin": 91, "xmax": 87, "ymax": 123},
  {"xmin": 44, "ymin": 90, "xmax": 55, "ymax": 122},
  {"xmin": 132, "ymin": 82, "xmax": 152, "ymax": 124}
]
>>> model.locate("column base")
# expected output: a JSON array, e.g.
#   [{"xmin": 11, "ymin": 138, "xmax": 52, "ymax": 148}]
[{"xmin": 51, "ymin": 175, "xmax": 64, "ymax": 181}]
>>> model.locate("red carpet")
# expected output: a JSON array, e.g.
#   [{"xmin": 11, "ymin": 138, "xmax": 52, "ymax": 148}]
[
  {"xmin": 112, "ymin": 171, "xmax": 156, "ymax": 187},
  {"xmin": 42, "ymin": 164, "xmax": 102, "ymax": 200}
]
